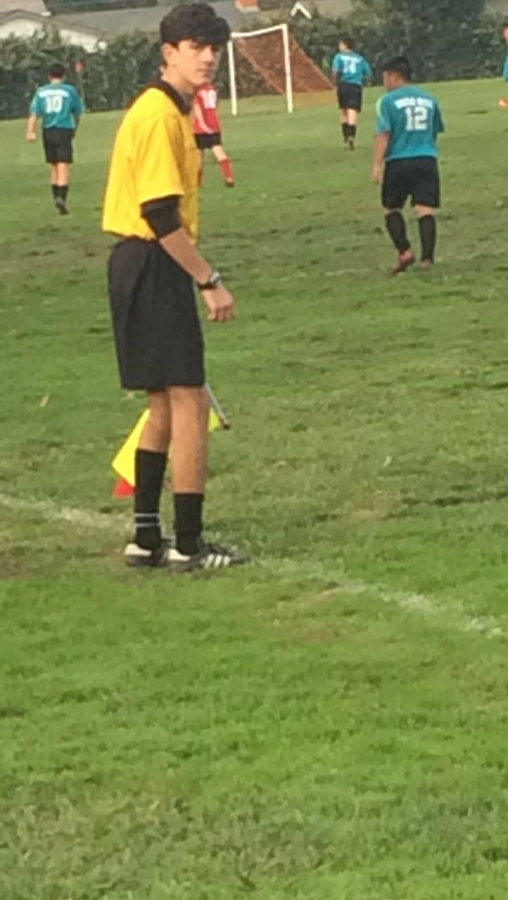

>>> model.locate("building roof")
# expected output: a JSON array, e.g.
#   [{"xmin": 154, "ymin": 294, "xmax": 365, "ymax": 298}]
[
  {"xmin": 304, "ymin": 0, "xmax": 352, "ymax": 15},
  {"xmin": 0, "ymin": 7, "xmax": 103, "ymax": 36},
  {"xmin": 57, "ymin": 0, "xmax": 242, "ymax": 36},
  {"xmin": 250, "ymin": 0, "xmax": 351, "ymax": 21},
  {"xmin": 0, "ymin": 0, "xmax": 48, "ymax": 13}
]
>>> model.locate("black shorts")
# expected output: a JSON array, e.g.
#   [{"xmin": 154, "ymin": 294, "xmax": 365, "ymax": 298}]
[
  {"xmin": 108, "ymin": 238, "xmax": 205, "ymax": 391},
  {"xmin": 382, "ymin": 157, "xmax": 441, "ymax": 210},
  {"xmin": 43, "ymin": 127, "xmax": 74, "ymax": 164},
  {"xmin": 337, "ymin": 83, "xmax": 363, "ymax": 112},
  {"xmin": 195, "ymin": 133, "xmax": 222, "ymax": 150}
]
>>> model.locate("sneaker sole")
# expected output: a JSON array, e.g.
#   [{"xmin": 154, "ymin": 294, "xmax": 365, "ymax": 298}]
[{"xmin": 167, "ymin": 556, "xmax": 250, "ymax": 574}]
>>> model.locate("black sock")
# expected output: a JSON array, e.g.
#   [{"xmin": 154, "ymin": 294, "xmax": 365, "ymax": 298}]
[
  {"xmin": 57, "ymin": 185, "xmax": 69, "ymax": 202},
  {"xmin": 385, "ymin": 211, "xmax": 411, "ymax": 253},
  {"xmin": 134, "ymin": 449, "xmax": 167, "ymax": 550},
  {"xmin": 350, "ymin": 125, "xmax": 357, "ymax": 139},
  {"xmin": 174, "ymin": 494, "xmax": 204, "ymax": 556},
  {"xmin": 342, "ymin": 123, "xmax": 348, "ymax": 142},
  {"xmin": 418, "ymin": 215, "xmax": 436, "ymax": 262},
  {"xmin": 51, "ymin": 184, "xmax": 58, "ymax": 200}
]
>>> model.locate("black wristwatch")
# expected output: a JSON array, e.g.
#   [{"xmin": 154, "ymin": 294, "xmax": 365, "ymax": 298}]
[{"xmin": 198, "ymin": 270, "xmax": 222, "ymax": 290}]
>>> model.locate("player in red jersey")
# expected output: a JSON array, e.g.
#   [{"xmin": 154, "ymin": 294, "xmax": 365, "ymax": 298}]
[{"xmin": 193, "ymin": 83, "xmax": 234, "ymax": 187}]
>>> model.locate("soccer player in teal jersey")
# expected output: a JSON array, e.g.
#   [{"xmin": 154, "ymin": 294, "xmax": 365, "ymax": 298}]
[
  {"xmin": 499, "ymin": 23, "xmax": 508, "ymax": 108},
  {"xmin": 26, "ymin": 63, "xmax": 84, "ymax": 215},
  {"xmin": 372, "ymin": 56, "xmax": 445, "ymax": 274},
  {"xmin": 332, "ymin": 37, "xmax": 372, "ymax": 150}
]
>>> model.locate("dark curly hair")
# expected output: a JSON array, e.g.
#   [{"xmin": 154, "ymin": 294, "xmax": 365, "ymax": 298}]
[{"xmin": 160, "ymin": 3, "xmax": 230, "ymax": 48}]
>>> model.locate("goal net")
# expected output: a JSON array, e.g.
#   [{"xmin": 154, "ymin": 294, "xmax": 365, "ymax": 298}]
[
  {"xmin": 227, "ymin": 24, "xmax": 332, "ymax": 116},
  {"xmin": 228, "ymin": 25, "xmax": 293, "ymax": 116}
]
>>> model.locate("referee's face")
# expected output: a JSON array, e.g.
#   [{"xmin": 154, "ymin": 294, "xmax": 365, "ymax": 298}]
[{"xmin": 162, "ymin": 40, "xmax": 220, "ymax": 93}]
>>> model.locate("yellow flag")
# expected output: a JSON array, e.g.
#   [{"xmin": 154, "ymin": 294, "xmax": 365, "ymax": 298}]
[{"xmin": 113, "ymin": 403, "xmax": 224, "ymax": 488}]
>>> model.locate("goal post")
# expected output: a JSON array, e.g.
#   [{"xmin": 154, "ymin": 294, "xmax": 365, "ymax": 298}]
[{"xmin": 227, "ymin": 24, "xmax": 294, "ymax": 117}]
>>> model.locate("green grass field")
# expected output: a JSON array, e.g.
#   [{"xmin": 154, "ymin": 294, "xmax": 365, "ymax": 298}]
[{"xmin": 2, "ymin": 78, "xmax": 508, "ymax": 899}]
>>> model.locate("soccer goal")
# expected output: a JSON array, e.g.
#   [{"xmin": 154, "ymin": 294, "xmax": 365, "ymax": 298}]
[{"xmin": 227, "ymin": 24, "xmax": 294, "ymax": 117}]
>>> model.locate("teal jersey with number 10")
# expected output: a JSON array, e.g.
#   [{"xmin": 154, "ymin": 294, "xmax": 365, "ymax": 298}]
[
  {"xmin": 376, "ymin": 85, "xmax": 445, "ymax": 162},
  {"xmin": 30, "ymin": 82, "xmax": 84, "ymax": 130}
]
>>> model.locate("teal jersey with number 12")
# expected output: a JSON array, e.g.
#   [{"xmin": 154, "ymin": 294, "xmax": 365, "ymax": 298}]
[
  {"xmin": 376, "ymin": 86, "xmax": 445, "ymax": 162},
  {"xmin": 30, "ymin": 82, "xmax": 84, "ymax": 130}
]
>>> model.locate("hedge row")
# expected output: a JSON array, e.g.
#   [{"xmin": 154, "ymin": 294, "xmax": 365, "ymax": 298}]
[{"xmin": 0, "ymin": 11, "xmax": 506, "ymax": 120}]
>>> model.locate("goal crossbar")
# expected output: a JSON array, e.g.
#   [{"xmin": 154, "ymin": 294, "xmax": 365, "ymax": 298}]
[{"xmin": 227, "ymin": 23, "xmax": 294, "ymax": 117}]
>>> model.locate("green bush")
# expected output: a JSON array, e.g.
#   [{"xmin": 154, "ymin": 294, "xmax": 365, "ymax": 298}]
[
  {"xmin": 1, "ymin": 7, "xmax": 507, "ymax": 121},
  {"xmin": 290, "ymin": 10, "xmax": 506, "ymax": 83}
]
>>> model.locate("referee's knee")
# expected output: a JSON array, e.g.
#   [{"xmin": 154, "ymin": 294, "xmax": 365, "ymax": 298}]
[{"xmin": 169, "ymin": 385, "xmax": 209, "ymax": 414}]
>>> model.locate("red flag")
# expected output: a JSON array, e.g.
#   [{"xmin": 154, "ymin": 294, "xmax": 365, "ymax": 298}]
[{"xmin": 113, "ymin": 477, "xmax": 135, "ymax": 498}]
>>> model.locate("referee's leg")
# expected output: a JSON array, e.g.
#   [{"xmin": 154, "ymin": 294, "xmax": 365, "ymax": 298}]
[
  {"xmin": 134, "ymin": 391, "xmax": 172, "ymax": 554},
  {"xmin": 169, "ymin": 385, "xmax": 210, "ymax": 556}
]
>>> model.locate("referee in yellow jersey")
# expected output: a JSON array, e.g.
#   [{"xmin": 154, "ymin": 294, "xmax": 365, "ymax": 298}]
[{"xmin": 103, "ymin": 3, "xmax": 247, "ymax": 572}]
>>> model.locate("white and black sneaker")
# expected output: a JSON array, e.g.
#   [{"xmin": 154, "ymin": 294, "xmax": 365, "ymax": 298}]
[
  {"xmin": 124, "ymin": 538, "xmax": 172, "ymax": 568},
  {"xmin": 167, "ymin": 539, "xmax": 249, "ymax": 573},
  {"xmin": 124, "ymin": 537, "xmax": 249, "ymax": 573}
]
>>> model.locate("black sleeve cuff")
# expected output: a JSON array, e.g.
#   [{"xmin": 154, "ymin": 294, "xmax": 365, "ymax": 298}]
[{"xmin": 141, "ymin": 195, "xmax": 181, "ymax": 239}]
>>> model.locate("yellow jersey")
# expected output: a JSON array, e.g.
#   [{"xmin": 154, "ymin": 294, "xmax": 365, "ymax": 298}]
[{"xmin": 102, "ymin": 82, "xmax": 200, "ymax": 243}]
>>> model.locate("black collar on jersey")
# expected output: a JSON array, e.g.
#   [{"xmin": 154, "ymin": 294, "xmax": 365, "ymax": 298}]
[{"xmin": 149, "ymin": 79, "xmax": 191, "ymax": 115}]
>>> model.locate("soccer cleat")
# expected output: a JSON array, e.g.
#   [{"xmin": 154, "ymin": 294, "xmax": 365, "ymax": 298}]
[
  {"xmin": 420, "ymin": 260, "xmax": 434, "ymax": 272},
  {"xmin": 347, "ymin": 137, "xmax": 355, "ymax": 151},
  {"xmin": 391, "ymin": 250, "xmax": 415, "ymax": 276},
  {"xmin": 225, "ymin": 177, "xmax": 235, "ymax": 188},
  {"xmin": 124, "ymin": 538, "xmax": 171, "ymax": 568},
  {"xmin": 124, "ymin": 537, "xmax": 249, "ymax": 572},
  {"xmin": 55, "ymin": 198, "xmax": 69, "ymax": 216},
  {"xmin": 166, "ymin": 539, "xmax": 249, "ymax": 574}
]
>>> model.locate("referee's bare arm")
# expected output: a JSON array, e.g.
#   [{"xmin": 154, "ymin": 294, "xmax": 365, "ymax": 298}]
[
  {"xmin": 160, "ymin": 229, "xmax": 235, "ymax": 324},
  {"xmin": 142, "ymin": 196, "xmax": 235, "ymax": 324},
  {"xmin": 372, "ymin": 133, "xmax": 390, "ymax": 184}
]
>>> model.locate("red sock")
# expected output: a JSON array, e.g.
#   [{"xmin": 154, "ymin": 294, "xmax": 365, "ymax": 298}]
[{"xmin": 219, "ymin": 158, "xmax": 234, "ymax": 185}]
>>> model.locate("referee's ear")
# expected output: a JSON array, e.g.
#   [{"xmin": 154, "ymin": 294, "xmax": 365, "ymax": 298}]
[{"xmin": 161, "ymin": 40, "xmax": 182, "ymax": 71}]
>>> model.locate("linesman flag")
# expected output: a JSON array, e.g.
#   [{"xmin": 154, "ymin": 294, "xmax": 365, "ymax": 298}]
[{"xmin": 112, "ymin": 384, "xmax": 230, "ymax": 497}]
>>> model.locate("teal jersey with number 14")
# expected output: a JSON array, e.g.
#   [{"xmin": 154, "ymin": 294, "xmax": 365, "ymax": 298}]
[
  {"xmin": 376, "ymin": 85, "xmax": 444, "ymax": 162},
  {"xmin": 332, "ymin": 51, "xmax": 372, "ymax": 86},
  {"xmin": 30, "ymin": 82, "xmax": 84, "ymax": 130}
]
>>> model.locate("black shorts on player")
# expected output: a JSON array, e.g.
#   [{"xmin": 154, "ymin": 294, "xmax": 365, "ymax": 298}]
[
  {"xmin": 42, "ymin": 127, "xmax": 74, "ymax": 164},
  {"xmin": 108, "ymin": 238, "xmax": 205, "ymax": 391},
  {"xmin": 337, "ymin": 83, "xmax": 363, "ymax": 112},
  {"xmin": 382, "ymin": 157, "xmax": 440, "ymax": 210},
  {"xmin": 195, "ymin": 131, "xmax": 222, "ymax": 150}
]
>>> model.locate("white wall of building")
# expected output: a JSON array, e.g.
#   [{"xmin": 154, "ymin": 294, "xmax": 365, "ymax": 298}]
[{"xmin": 0, "ymin": 16, "xmax": 100, "ymax": 51}]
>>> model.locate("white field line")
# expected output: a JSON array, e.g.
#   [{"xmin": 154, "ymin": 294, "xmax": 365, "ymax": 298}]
[
  {"xmin": 266, "ymin": 560, "xmax": 506, "ymax": 641},
  {"xmin": 0, "ymin": 492, "xmax": 504, "ymax": 639},
  {"xmin": 0, "ymin": 492, "xmax": 130, "ymax": 534}
]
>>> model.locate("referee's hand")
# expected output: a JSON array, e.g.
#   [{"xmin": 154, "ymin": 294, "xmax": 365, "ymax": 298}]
[{"xmin": 201, "ymin": 285, "xmax": 236, "ymax": 323}]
